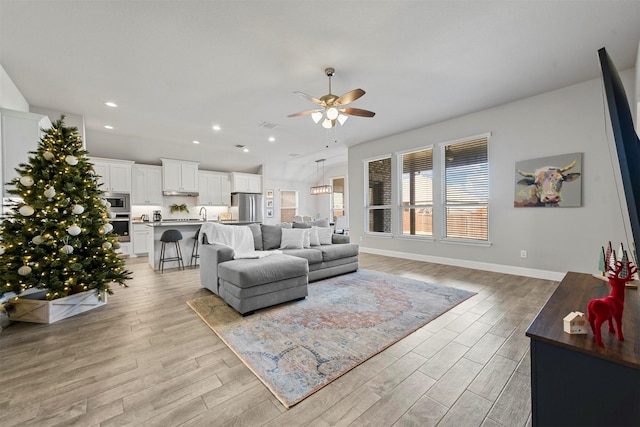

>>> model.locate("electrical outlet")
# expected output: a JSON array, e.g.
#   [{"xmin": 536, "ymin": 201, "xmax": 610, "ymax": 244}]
[{"xmin": 520, "ymin": 250, "xmax": 528, "ymax": 259}]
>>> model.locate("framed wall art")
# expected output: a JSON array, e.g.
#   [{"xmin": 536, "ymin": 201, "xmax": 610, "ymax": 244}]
[
  {"xmin": 514, "ymin": 152, "xmax": 583, "ymax": 207},
  {"xmin": 266, "ymin": 189, "xmax": 274, "ymax": 199}
]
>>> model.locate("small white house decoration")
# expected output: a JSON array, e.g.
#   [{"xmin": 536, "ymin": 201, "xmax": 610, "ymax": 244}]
[{"xmin": 563, "ymin": 311, "xmax": 588, "ymax": 334}]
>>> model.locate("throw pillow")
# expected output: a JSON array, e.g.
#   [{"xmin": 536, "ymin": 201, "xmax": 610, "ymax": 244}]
[
  {"xmin": 247, "ymin": 223, "xmax": 263, "ymax": 251},
  {"xmin": 261, "ymin": 223, "xmax": 290, "ymax": 250},
  {"xmin": 317, "ymin": 227, "xmax": 333, "ymax": 245},
  {"xmin": 292, "ymin": 222, "xmax": 312, "ymax": 229},
  {"xmin": 309, "ymin": 226, "xmax": 320, "ymax": 246},
  {"xmin": 312, "ymin": 218, "xmax": 330, "ymax": 228},
  {"xmin": 280, "ymin": 228, "xmax": 306, "ymax": 249},
  {"xmin": 303, "ymin": 228, "xmax": 311, "ymax": 248}
]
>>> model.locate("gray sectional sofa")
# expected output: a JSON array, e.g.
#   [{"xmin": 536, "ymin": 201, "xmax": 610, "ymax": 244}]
[{"xmin": 200, "ymin": 221, "xmax": 358, "ymax": 315}]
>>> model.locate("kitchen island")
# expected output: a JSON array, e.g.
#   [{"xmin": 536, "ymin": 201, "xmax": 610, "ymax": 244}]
[{"xmin": 146, "ymin": 220, "xmax": 258, "ymax": 270}]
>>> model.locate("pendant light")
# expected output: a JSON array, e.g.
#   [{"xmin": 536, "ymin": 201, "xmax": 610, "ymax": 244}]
[{"xmin": 310, "ymin": 159, "xmax": 332, "ymax": 195}]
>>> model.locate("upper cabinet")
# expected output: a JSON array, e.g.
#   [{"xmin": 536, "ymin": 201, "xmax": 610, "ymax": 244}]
[
  {"xmin": 161, "ymin": 158, "xmax": 199, "ymax": 194},
  {"xmin": 1, "ymin": 109, "xmax": 52, "ymax": 197},
  {"xmin": 132, "ymin": 164, "xmax": 163, "ymax": 205},
  {"xmin": 90, "ymin": 158, "xmax": 133, "ymax": 193},
  {"xmin": 230, "ymin": 172, "xmax": 262, "ymax": 193},
  {"xmin": 198, "ymin": 171, "xmax": 230, "ymax": 206}
]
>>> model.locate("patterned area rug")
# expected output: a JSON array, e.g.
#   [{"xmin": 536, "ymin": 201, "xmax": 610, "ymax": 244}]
[{"xmin": 187, "ymin": 269, "xmax": 475, "ymax": 408}]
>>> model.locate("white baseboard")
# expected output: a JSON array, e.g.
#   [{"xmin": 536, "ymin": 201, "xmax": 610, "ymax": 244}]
[{"xmin": 359, "ymin": 246, "xmax": 566, "ymax": 282}]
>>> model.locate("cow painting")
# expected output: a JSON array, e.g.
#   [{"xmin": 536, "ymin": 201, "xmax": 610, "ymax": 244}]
[{"xmin": 514, "ymin": 154, "xmax": 582, "ymax": 207}]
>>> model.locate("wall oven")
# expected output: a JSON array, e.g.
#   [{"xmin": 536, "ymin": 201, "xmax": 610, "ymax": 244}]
[
  {"xmin": 104, "ymin": 193, "xmax": 130, "ymax": 213},
  {"xmin": 110, "ymin": 213, "xmax": 131, "ymax": 242}
]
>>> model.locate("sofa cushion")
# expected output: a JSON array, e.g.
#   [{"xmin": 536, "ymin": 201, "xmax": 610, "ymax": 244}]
[
  {"xmin": 318, "ymin": 243, "xmax": 359, "ymax": 262},
  {"xmin": 317, "ymin": 227, "xmax": 333, "ymax": 245},
  {"xmin": 261, "ymin": 223, "xmax": 292, "ymax": 250},
  {"xmin": 280, "ymin": 228, "xmax": 306, "ymax": 249},
  {"xmin": 309, "ymin": 226, "xmax": 320, "ymax": 246},
  {"xmin": 292, "ymin": 222, "xmax": 312, "ymax": 229},
  {"xmin": 281, "ymin": 248, "xmax": 324, "ymax": 265},
  {"xmin": 218, "ymin": 254, "xmax": 308, "ymax": 288},
  {"xmin": 248, "ymin": 223, "xmax": 263, "ymax": 251}
]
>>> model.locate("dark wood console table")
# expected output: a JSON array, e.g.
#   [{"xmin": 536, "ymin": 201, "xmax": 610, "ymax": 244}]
[{"xmin": 526, "ymin": 272, "xmax": 639, "ymax": 426}]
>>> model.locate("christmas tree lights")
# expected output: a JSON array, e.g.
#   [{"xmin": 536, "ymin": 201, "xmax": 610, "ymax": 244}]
[{"xmin": 0, "ymin": 117, "xmax": 131, "ymax": 301}]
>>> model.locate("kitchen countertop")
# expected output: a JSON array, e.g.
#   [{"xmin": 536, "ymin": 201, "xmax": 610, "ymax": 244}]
[{"xmin": 134, "ymin": 220, "xmax": 260, "ymax": 226}]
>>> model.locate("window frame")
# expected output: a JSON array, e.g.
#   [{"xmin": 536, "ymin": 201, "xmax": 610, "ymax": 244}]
[
  {"xmin": 439, "ymin": 133, "xmax": 491, "ymax": 245},
  {"xmin": 363, "ymin": 154, "xmax": 393, "ymax": 236},
  {"xmin": 279, "ymin": 189, "xmax": 298, "ymax": 223},
  {"xmin": 396, "ymin": 144, "xmax": 434, "ymax": 240}
]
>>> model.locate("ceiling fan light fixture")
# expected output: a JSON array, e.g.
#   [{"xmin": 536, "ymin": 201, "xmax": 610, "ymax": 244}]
[
  {"xmin": 337, "ymin": 114, "xmax": 348, "ymax": 125},
  {"xmin": 326, "ymin": 107, "xmax": 339, "ymax": 120},
  {"xmin": 311, "ymin": 111, "xmax": 323, "ymax": 123},
  {"xmin": 322, "ymin": 118, "xmax": 333, "ymax": 129}
]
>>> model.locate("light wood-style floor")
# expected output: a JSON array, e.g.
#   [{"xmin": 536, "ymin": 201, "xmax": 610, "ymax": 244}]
[{"xmin": 0, "ymin": 253, "xmax": 558, "ymax": 426}]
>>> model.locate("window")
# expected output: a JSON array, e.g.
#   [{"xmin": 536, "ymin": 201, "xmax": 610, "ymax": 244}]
[
  {"xmin": 331, "ymin": 177, "xmax": 345, "ymax": 220},
  {"xmin": 365, "ymin": 156, "xmax": 392, "ymax": 233},
  {"xmin": 400, "ymin": 147, "xmax": 433, "ymax": 236},
  {"xmin": 441, "ymin": 136, "xmax": 489, "ymax": 241},
  {"xmin": 280, "ymin": 190, "xmax": 297, "ymax": 223}
]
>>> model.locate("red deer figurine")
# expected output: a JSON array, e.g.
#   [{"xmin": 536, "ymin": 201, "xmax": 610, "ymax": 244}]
[{"xmin": 587, "ymin": 260, "xmax": 636, "ymax": 347}]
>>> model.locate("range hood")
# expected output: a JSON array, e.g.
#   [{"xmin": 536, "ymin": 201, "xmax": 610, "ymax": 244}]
[{"xmin": 162, "ymin": 190, "xmax": 199, "ymax": 197}]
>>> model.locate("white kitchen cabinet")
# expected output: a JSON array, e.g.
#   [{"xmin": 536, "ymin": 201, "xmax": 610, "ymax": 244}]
[
  {"xmin": 230, "ymin": 172, "xmax": 262, "ymax": 193},
  {"xmin": 1, "ymin": 109, "xmax": 52, "ymax": 197},
  {"xmin": 90, "ymin": 158, "xmax": 133, "ymax": 193},
  {"xmin": 161, "ymin": 158, "xmax": 199, "ymax": 193},
  {"xmin": 132, "ymin": 164, "xmax": 163, "ymax": 205},
  {"xmin": 132, "ymin": 223, "xmax": 150, "ymax": 255},
  {"xmin": 198, "ymin": 171, "xmax": 230, "ymax": 206}
]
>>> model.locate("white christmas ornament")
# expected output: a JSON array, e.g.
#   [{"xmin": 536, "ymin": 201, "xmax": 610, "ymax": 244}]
[
  {"xmin": 18, "ymin": 265, "xmax": 32, "ymax": 276},
  {"xmin": 44, "ymin": 187, "xmax": 56, "ymax": 199},
  {"xmin": 19, "ymin": 205, "xmax": 35, "ymax": 216},
  {"xmin": 102, "ymin": 241, "xmax": 112, "ymax": 249},
  {"xmin": 60, "ymin": 244, "xmax": 74, "ymax": 254},
  {"xmin": 19, "ymin": 175, "xmax": 34, "ymax": 187},
  {"xmin": 0, "ymin": 244, "xmax": 5, "ymax": 255},
  {"xmin": 72, "ymin": 204, "xmax": 84, "ymax": 215},
  {"xmin": 100, "ymin": 199, "xmax": 108, "ymax": 206},
  {"xmin": 104, "ymin": 223, "xmax": 114, "ymax": 233},
  {"xmin": 65, "ymin": 155, "xmax": 78, "ymax": 166},
  {"xmin": 43, "ymin": 151, "xmax": 55, "ymax": 161},
  {"xmin": 32, "ymin": 235, "xmax": 44, "ymax": 245},
  {"xmin": 113, "ymin": 241, "xmax": 121, "ymax": 249},
  {"xmin": 67, "ymin": 224, "xmax": 82, "ymax": 236},
  {"xmin": 109, "ymin": 211, "xmax": 116, "ymax": 219}
]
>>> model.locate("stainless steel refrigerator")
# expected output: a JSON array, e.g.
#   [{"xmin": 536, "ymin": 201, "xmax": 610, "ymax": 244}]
[{"xmin": 231, "ymin": 193, "xmax": 264, "ymax": 222}]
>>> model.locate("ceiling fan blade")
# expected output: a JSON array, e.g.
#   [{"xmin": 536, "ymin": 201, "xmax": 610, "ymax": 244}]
[
  {"xmin": 294, "ymin": 91, "xmax": 323, "ymax": 105},
  {"xmin": 340, "ymin": 107, "xmax": 376, "ymax": 117},
  {"xmin": 287, "ymin": 109, "xmax": 322, "ymax": 117},
  {"xmin": 336, "ymin": 88, "xmax": 365, "ymax": 105}
]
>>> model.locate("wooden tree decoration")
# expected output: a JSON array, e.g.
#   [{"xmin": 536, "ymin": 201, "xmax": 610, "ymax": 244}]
[{"xmin": 587, "ymin": 260, "xmax": 636, "ymax": 347}]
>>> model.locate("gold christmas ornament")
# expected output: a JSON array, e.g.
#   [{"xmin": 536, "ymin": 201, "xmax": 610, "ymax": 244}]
[
  {"xmin": 67, "ymin": 224, "xmax": 82, "ymax": 236},
  {"xmin": 19, "ymin": 175, "xmax": 34, "ymax": 187},
  {"xmin": 65, "ymin": 155, "xmax": 78, "ymax": 165},
  {"xmin": 31, "ymin": 235, "xmax": 44, "ymax": 245},
  {"xmin": 60, "ymin": 244, "xmax": 74, "ymax": 254},
  {"xmin": 43, "ymin": 151, "xmax": 55, "ymax": 161},
  {"xmin": 44, "ymin": 186, "xmax": 56, "ymax": 199},
  {"xmin": 102, "ymin": 241, "xmax": 112, "ymax": 250},
  {"xmin": 18, "ymin": 265, "xmax": 32, "ymax": 276},
  {"xmin": 19, "ymin": 205, "xmax": 35, "ymax": 216}
]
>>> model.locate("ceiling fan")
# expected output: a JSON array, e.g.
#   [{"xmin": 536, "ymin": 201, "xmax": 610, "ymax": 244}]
[{"xmin": 288, "ymin": 67, "xmax": 375, "ymax": 129}]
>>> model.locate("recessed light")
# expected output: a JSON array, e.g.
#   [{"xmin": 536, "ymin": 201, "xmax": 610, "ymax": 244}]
[
  {"xmin": 104, "ymin": 125, "xmax": 114, "ymax": 130},
  {"xmin": 212, "ymin": 125, "xmax": 221, "ymax": 131},
  {"xmin": 243, "ymin": 148, "xmax": 249, "ymax": 153},
  {"xmin": 104, "ymin": 101, "xmax": 118, "ymax": 108},
  {"xmin": 268, "ymin": 136, "xmax": 276, "ymax": 142},
  {"xmin": 192, "ymin": 140, "xmax": 200, "ymax": 144}
]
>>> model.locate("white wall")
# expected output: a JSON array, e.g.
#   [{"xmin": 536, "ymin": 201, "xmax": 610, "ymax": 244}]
[
  {"xmin": 349, "ymin": 69, "xmax": 637, "ymax": 280},
  {"xmin": 0, "ymin": 64, "xmax": 28, "ymax": 111}
]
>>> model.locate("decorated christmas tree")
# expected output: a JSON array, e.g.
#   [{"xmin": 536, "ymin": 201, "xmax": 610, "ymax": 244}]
[{"xmin": 0, "ymin": 117, "xmax": 130, "ymax": 300}]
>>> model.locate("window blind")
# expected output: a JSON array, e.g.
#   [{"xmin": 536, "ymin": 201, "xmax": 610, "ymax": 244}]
[
  {"xmin": 443, "ymin": 137, "xmax": 489, "ymax": 240},
  {"xmin": 366, "ymin": 157, "xmax": 392, "ymax": 233},
  {"xmin": 401, "ymin": 148, "xmax": 433, "ymax": 236}
]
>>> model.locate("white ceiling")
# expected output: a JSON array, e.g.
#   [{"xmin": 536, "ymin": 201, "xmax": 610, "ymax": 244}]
[{"xmin": 1, "ymin": 1, "xmax": 639, "ymax": 176}]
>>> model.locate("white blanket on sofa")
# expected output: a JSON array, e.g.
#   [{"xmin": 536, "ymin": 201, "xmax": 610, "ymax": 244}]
[{"xmin": 200, "ymin": 222, "xmax": 281, "ymax": 259}]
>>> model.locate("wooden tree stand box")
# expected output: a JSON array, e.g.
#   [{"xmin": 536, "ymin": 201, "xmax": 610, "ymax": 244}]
[{"xmin": 10, "ymin": 290, "xmax": 107, "ymax": 324}]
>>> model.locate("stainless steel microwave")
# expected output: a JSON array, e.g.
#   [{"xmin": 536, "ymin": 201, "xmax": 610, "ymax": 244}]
[{"xmin": 104, "ymin": 193, "xmax": 130, "ymax": 213}]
